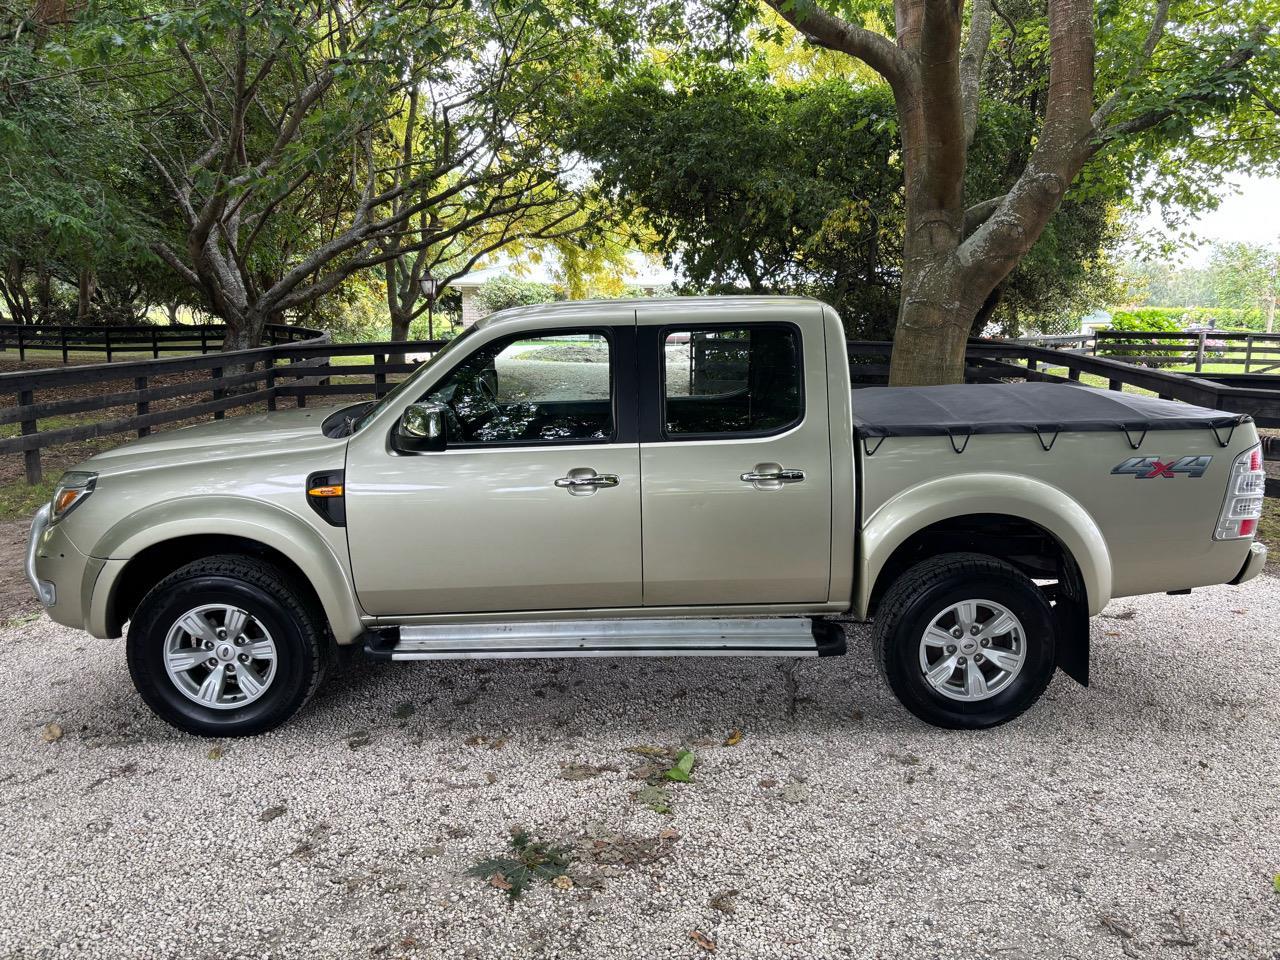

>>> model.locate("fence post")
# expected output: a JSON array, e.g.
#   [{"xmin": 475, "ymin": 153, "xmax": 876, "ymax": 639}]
[
  {"xmin": 1195, "ymin": 331, "xmax": 1206, "ymax": 373},
  {"xmin": 135, "ymin": 375, "xmax": 150, "ymax": 437},
  {"xmin": 200, "ymin": 327, "xmax": 208, "ymax": 354},
  {"xmin": 374, "ymin": 353, "xmax": 386, "ymax": 397},
  {"xmin": 152, "ymin": 328, "xmax": 160, "ymax": 359},
  {"xmin": 104, "ymin": 328, "xmax": 113, "ymax": 363},
  {"xmin": 1068, "ymin": 366, "xmax": 1081, "ymax": 381},
  {"xmin": 19, "ymin": 389, "xmax": 41, "ymax": 484},
  {"xmin": 1108, "ymin": 378, "xmax": 1122, "ymax": 392},
  {"xmin": 1244, "ymin": 335, "xmax": 1254, "ymax": 374},
  {"xmin": 17, "ymin": 325, "xmax": 25, "ymax": 361},
  {"xmin": 61, "ymin": 326, "xmax": 69, "ymax": 363},
  {"xmin": 212, "ymin": 365, "xmax": 225, "ymax": 420},
  {"xmin": 266, "ymin": 355, "xmax": 277, "ymax": 411}
]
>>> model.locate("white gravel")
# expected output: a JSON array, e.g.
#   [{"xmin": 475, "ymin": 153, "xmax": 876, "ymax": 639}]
[{"xmin": 1, "ymin": 578, "xmax": 1278, "ymax": 960}]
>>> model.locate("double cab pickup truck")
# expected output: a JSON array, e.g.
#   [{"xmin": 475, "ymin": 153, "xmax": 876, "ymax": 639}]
[{"xmin": 27, "ymin": 297, "xmax": 1269, "ymax": 735}]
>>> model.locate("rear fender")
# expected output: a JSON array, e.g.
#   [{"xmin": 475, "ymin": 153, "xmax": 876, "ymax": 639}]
[{"xmin": 857, "ymin": 473, "xmax": 1113, "ymax": 619}]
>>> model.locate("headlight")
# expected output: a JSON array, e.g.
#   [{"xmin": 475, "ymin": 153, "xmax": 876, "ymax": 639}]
[{"xmin": 51, "ymin": 471, "xmax": 97, "ymax": 521}]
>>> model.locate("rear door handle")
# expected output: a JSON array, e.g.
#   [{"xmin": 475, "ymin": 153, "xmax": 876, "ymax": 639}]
[
  {"xmin": 555, "ymin": 468, "xmax": 619, "ymax": 496},
  {"xmin": 741, "ymin": 463, "xmax": 805, "ymax": 489}
]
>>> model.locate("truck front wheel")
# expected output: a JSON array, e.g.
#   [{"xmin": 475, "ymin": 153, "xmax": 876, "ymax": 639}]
[
  {"xmin": 126, "ymin": 555, "xmax": 328, "ymax": 736},
  {"xmin": 873, "ymin": 553, "xmax": 1056, "ymax": 729}
]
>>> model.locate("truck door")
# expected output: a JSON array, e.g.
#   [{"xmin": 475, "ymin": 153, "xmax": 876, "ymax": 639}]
[
  {"xmin": 636, "ymin": 302, "xmax": 832, "ymax": 606},
  {"xmin": 344, "ymin": 320, "xmax": 642, "ymax": 616}
]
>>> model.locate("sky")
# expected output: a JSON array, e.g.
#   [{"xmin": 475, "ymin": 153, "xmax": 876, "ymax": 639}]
[{"xmin": 1137, "ymin": 173, "xmax": 1280, "ymax": 266}]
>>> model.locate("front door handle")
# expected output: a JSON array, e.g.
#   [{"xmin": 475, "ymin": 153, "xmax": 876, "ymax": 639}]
[
  {"xmin": 741, "ymin": 462, "xmax": 805, "ymax": 489},
  {"xmin": 555, "ymin": 468, "xmax": 619, "ymax": 496}
]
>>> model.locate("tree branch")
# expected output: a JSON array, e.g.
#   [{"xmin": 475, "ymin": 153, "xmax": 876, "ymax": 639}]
[
  {"xmin": 1091, "ymin": 0, "xmax": 1170, "ymax": 128},
  {"xmin": 1094, "ymin": 24, "xmax": 1270, "ymax": 148},
  {"xmin": 963, "ymin": 194, "xmax": 1005, "ymax": 236},
  {"xmin": 961, "ymin": 0, "xmax": 993, "ymax": 146},
  {"xmin": 763, "ymin": 0, "xmax": 908, "ymax": 90}
]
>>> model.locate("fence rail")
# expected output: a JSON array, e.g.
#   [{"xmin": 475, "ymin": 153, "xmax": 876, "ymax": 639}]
[
  {"xmin": 0, "ymin": 322, "xmax": 322, "ymax": 363},
  {"xmin": 1091, "ymin": 329, "xmax": 1280, "ymax": 374},
  {"xmin": 4, "ymin": 334, "xmax": 1279, "ymax": 486}
]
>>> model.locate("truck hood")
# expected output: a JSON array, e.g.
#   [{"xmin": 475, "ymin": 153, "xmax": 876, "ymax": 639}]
[{"xmin": 82, "ymin": 406, "xmax": 348, "ymax": 477}]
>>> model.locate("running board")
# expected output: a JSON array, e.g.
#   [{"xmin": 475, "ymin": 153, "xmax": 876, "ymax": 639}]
[{"xmin": 364, "ymin": 617, "xmax": 846, "ymax": 661}]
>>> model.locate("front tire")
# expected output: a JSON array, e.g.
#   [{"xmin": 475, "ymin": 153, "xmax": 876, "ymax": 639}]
[
  {"xmin": 873, "ymin": 553, "xmax": 1057, "ymax": 729},
  {"xmin": 127, "ymin": 555, "xmax": 327, "ymax": 736}
]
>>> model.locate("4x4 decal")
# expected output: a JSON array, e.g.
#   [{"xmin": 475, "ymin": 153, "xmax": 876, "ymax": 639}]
[{"xmin": 1111, "ymin": 455, "xmax": 1212, "ymax": 479}]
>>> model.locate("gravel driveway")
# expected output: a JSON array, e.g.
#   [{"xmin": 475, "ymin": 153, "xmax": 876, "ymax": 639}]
[{"xmin": 1, "ymin": 577, "xmax": 1278, "ymax": 960}]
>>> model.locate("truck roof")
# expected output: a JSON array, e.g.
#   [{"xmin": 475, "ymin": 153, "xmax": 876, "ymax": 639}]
[{"xmin": 473, "ymin": 295, "xmax": 825, "ymax": 332}]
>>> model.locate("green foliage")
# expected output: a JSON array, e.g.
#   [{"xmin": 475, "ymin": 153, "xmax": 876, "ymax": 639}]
[
  {"xmin": 474, "ymin": 277, "xmax": 565, "ymax": 314},
  {"xmin": 468, "ymin": 831, "xmax": 572, "ymax": 898},
  {"xmin": 1107, "ymin": 309, "xmax": 1186, "ymax": 334},
  {"xmin": 663, "ymin": 749, "xmax": 697, "ymax": 783}
]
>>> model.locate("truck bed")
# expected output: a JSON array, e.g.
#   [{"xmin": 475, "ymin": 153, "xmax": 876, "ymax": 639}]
[{"xmin": 851, "ymin": 382, "xmax": 1249, "ymax": 450}]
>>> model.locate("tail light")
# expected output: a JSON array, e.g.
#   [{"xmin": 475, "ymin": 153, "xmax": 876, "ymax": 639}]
[{"xmin": 1214, "ymin": 445, "xmax": 1265, "ymax": 540}]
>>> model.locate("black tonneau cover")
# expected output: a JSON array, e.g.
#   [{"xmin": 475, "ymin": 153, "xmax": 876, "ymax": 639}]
[{"xmin": 851, "ymin": 382, "xmax": 1249, "ymax": 452}]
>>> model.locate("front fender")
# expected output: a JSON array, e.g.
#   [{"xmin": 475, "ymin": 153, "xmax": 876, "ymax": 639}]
[
  {"xmin": 86, "ymin": 495, "xmax": 365, "ymax": 642},
  {"xmin": 856, "ymin": 473, "xmax": 1113, "ymax": 618}
]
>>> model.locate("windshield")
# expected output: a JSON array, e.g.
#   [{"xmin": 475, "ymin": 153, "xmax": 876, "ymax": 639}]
[{"xmin": 351, "ymin": 326, "xmax": 481, "ymax": 433}]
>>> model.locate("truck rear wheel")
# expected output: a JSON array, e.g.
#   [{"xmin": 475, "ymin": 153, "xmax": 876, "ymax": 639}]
[
  {"xmin": 873, "ymin": 553, "xmax": 1056, "ymax": 729},
  {"xmin": 126, "ymin": 555, "xmax": 327, "ymax": 736}
]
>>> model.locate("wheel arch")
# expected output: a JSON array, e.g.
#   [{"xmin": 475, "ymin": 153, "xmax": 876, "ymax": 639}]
[
  {"xmin": 856, "ymin": 474, "xmax": 1112, "ymax": 620},
  {"xmin": 86, "ymin": 497, "xmax": 365, "ymax": 643}
]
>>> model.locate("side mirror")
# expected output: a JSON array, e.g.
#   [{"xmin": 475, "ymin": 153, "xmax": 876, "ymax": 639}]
[{"xmin": 395, "ymin": 402, "xmax": 447, "ymax": 453}]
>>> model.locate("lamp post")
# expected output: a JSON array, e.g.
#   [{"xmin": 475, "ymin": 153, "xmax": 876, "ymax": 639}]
[{"xmin": 419, "ymin": 273, "xmax": 439, "ymax": 341}]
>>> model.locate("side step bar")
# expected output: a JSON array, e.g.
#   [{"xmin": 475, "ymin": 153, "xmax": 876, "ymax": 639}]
[{"xmin": 364, "ymin": 617, "xmax": 846, "ymax": 661}]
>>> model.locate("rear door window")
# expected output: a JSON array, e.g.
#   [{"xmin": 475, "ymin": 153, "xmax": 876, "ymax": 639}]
[{"xmin": 662, "ymin": 325, "xmax": 803, "ymax": 437}]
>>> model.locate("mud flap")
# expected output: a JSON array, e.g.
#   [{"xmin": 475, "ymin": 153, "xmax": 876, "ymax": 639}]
[
  {"xmin": 1052, "ymin": 558, "xmax": 1090, "ymax": 686},
  {"xmin": 1052, "ymin": 595, "xmax": 1089, "ymax": 686}
]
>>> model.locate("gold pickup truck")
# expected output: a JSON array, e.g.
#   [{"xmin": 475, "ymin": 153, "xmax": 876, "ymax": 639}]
[{"xmin": 27, "ymin": 297, "xmax": 1268, "ymax": 735}]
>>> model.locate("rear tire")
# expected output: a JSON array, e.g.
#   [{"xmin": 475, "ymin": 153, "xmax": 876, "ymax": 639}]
[
  {"xmin": 873, "ymin": 553, "xmax": 1056, "ymax": 729},
  {"xmin": 126, "ymin": 555, "xmax": 327, "ymax": 736}
]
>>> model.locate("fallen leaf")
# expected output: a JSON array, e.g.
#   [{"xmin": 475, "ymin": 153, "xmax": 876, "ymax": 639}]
[
  {"xmin": 392, "ymin": 701, "xmax": 415, "ymax": 720},
  {"xmin": 723, "ymin": 729, "xmax": 743, "ymax": 747},
  {"xmin": 633, "ymin": 783, "xmax": 673, "ymax": 814},
  {"xmin": 658, "ymin": 826, "xmax": 681, "ymax": 841},
  {"xmin": 689, "ymin": 930, "xmax": 717, "ymax": 952},
  {"xmin": 559, "ymin": 762, "xmax": 619, "ymax": 781},
  {"xmin": 710, "ymin": 888, "xmax": 739, "ymax": 914},
  {"xmin": 1102, "ymin": 915, "xmax": 1136, "ymax": 939},
  {"xmin": 759, "ymin": 778, "xmax": 777, "ymax": 788},
  {"xmin": 488, "ymin": 873, "xmax": 513, "ymax": 892},
  {"xmin": 551, "ymin": 874, "xmax": 574, "ymax": 891},
  {"xmin": 40, "ymin": 723, "xmax": 64, "ymax": 743},
  {"xmin": 207, "ymin": 745, "xmax": 223, "ymax": 761},
  {"xmin": 258, "ymin": 806, "xmax": 287, "ymax": 823}
]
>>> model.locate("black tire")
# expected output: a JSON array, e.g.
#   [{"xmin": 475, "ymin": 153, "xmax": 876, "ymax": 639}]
[
  {"xmin": 873, "ymin": 552, "xmax": 1056, "ymax": 729},
  {"xmin": 126, "ymin": 555, "xmax": 327, "ymax": 736}
]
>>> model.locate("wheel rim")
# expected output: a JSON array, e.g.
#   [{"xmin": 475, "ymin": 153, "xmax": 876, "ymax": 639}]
[
  {"xmin": 163, "ymin": 604, "xmax": 278, "ymax": 711},
  {"xmin": 918, "ymin": 599, "xmax": 1026, "ymax": 702}
]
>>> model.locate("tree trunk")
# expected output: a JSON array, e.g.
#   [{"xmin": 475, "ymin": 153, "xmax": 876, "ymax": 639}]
[
  {"xmin": 35, "ymin": 267, "xmax": 52, "ymax": 323},
  {"xmin": 76, "ymin": 270, "xmax": 95, "ymax": 323},
  {"xmin": 388, "ymin": 308, "xmax": 412, "ymax": 365}
]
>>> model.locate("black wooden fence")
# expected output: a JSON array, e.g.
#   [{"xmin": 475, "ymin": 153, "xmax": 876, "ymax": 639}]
[
  {"xmin": 1, "ymin": 337, "xmax": 445, "ymax": 483},
  {"xmin": 0, "ymin": 322, "xmax": 322, "ymax": 363},
  {"xmin": 4, "ymin": 335, "xmax": 1279, "ymax": 486}
]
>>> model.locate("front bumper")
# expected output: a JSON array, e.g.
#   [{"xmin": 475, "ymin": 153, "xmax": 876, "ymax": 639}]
[
  {"xmin": 1230, "ymin": 541, "xmax": 1268, "ymax": 585},
  {"xmin": 26, "ymin": 504, "xmax": 55, "ymax": 606},
  {"xmin": 27, "ymin": 505, "xmax": 98, "ymax": 629}
]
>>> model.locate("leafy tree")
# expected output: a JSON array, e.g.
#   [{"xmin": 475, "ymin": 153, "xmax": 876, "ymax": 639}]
[
  {"xmin": 1208, "ymin": 241, "xmax": 1279, "ymax": 332},
  {"xmin": 594, "ymin": 0, "xmax": 1279, "ymax": 382},
  {"xmin": 572, "ymin": 60, "xmax": 1120, "ymax": 338},
  {"xmin": 72, "ymin": 0, "xmax": 601, "ymax": 349},
  {"xmin": 0, "ymin": 6, "xmax": 155, "ymax": 325}
]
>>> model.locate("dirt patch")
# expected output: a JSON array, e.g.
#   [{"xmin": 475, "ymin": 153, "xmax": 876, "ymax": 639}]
[{"xmin": 0, "ymin": 519, "xmax": 38, "ymax": 621}]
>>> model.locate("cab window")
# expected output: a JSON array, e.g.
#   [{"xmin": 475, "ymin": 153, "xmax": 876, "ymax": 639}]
[
  {"xmin": 662, "ymin": 325, "xmax": 803, "ymax": 437},
  {"xmin": 422, "ymin": 330, "xmax": 613, "ymax": 444}
]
